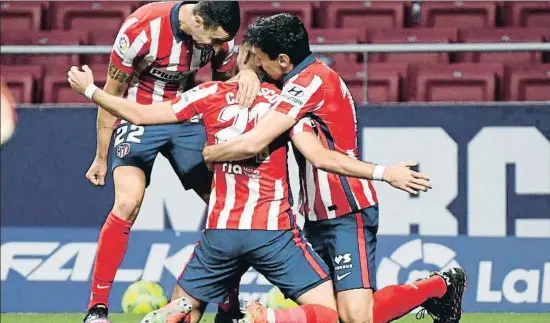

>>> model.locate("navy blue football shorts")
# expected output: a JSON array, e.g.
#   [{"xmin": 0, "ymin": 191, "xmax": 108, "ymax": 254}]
[
  {"xmin": 177, "ymin": 228, "xmax": 331, "ymax": 304},
  {"xmin": 305, "ymin": 205, "xmax": 379, "ymax": 292},
  {"xmin": 111, "ymin": 122, "xmax": 212, "ymax": 191}
]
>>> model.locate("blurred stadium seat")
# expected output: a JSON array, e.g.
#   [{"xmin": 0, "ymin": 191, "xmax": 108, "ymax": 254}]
[
  {"xmin": 43, "ymin": 64, "xmax": 108, "ymax": 103},
  {"xmin": 339, "ymin": 63, "xmax": 407, "ymax": 103},
  {"xmin": 505, "ymin": 64, "xmax": 550, "ymax": 101},
  {"xmin": 240, "ymin": 1, "xmax": 314, "ymax": 28},
  {"xmin": 50, "ymin": 1, "xmax": 138, "ymax": 30},
  {"xmin": 321, "ymin": 1, "xmax": 405, "ymax": 29},
  {"xmin": 309, "ymin": 28, "xmax": 362, "ymax": 67},
  {"xmin": 1, "ymin": 65, "xmax": 42, "ymax": 103},
  {"xmin": 1, "ymin": 31, "xmax": 87, "ymax": 70},
  {"xmin": 458, "ymin": 27, "xmax": 547, "ymax": 63},
  {"xmin": 420, "ymin": 1, "xmax": 497, "ymax": 28},
  {"xmin": 368, "ymin": 28, "xmax": 457, "ymax": 64},
  {"xmin": 412, "ymin": 63, "xmax": 502, "ymax": 102},
  {"xmin": 502, "ymin": 1, "xmax": 550, "ymax": 27},
  {"xmin": 0, "ymin": 1, "xmax": 45, "ymax": 32}
]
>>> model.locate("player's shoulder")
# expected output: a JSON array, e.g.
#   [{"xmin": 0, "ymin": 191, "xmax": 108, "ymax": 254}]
[{"xmin": 286, "ymin": 61, "xmax": 332, "ymax": 89}]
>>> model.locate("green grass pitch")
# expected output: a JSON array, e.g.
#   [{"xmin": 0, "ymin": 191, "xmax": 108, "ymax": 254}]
[{"xmin": 1, "ymin": 313, "xmax": 550, "ymax": 323}]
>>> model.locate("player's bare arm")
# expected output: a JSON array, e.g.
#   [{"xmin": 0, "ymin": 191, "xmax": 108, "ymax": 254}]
[
  {"xmin": 202, "ymin": 109, "xmax": 295, "ymax": 163},
  {"xmin": 85, "ymin": 63, "xmax": 130, "ymax": 186},
  {"xmin": 291, "ymin": 130, "xmax": 432, "ymax": 195},
  {"xmin": 68, "ymin": 66, "xmax": 179, "ymax": 125}
]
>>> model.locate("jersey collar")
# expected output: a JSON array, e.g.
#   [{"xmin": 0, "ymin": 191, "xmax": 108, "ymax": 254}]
[
  {"xmin": 171, "ymin": 1, "xmax": 199, "ymax": 42},
  {"xmin": 282, "ymin": 54, "xmax": 316, "ymax": 83}
]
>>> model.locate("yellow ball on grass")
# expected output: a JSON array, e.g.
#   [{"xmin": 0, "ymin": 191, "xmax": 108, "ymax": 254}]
[{"xmin": 121, "ymin": 280, "xmax": 168, "ymax": 314}]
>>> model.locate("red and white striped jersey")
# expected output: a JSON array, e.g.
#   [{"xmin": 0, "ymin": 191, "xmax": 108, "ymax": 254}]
[
  {"xmin": 110, "ymin": 1, "xmax": 236, "ymax": 108},
  {"xmin": 171, "ymin": 81, "xmax": 296, "ymax": 230},
  {"xmin": 275, "ymin": 55, "xmax": 378, "ymax": 221}
]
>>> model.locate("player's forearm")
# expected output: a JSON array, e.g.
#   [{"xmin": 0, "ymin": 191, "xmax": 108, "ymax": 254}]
[
  {"xmin": 203, "ymin": 133, "xmax": 263, "ymax": 163},
  {"xmin": 315, "ymin": 150, "xmax": 377, "ymax": 180},
  {"xmin": 95, "ymin": 80, "xmax": 126, "ymax": 159}
]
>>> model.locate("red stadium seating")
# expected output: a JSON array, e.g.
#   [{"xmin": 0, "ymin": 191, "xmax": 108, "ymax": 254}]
[
  {"xmin": 0, "ymin": 1, "xmax": 45, "ymax": 32},
  {"xmin": 0, "ymin": 65, "xmax": 42, "ymax": 103},
  {"xmin": 43, "ymin": 64, "xmax": 108, "ymax": 104},
  {"xmin": 1, "ymin": 31, "xmax": 88, "ymax": 70},
  {"xmin": 240, "ymin": 2, "xmax": 314, "ymax": 28},
  {"xmin": 51, "ymin": 1, "xmax": 138, "ymax": 30},
  {"xmin": 505, "ymin": 64, "xmax": 550, "ymax": 101},
  {"xmin": 411, "ymin": 63, "xmax": 502, "ymax": 102},
  {"xmin": 458, "ymin": 27, "xmax": 547, "ymax": 63},
  {"xmin": 309, "ymin": 28, "xmax": 361, "ymax": 67},
  {"xmin": 87, "ymin": 28, "xmax": 120, "ymax": 65},
  {"xmin": 322, "ymin": 1, "xmax": 405, "ymax": 29},
  {"xmin": 339, "ymin": 63, "xmax": 407, "ymax": 103},
  {"xmin": 502, "ymin": 1, "xmax": 550, "ymax": 27},
  {"xmin": 420, "ymin": 1, "xmax": 497, "ymax": 28},
  {"xmin": 368, "ymin": 28, "xmax": 457, "ymax": 64}
]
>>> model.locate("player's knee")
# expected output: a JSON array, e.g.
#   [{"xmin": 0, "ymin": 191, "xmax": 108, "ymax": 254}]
[
  {"xmin": 112, "ymin": 196, "xmax": 142, "ymax": 221},
  {"xmin": 338, "ymin": 304, "xmax": 373, "ymax": 323}
]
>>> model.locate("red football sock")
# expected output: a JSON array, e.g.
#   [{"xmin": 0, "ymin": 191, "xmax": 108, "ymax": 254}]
[
  {"xmin": 373, "ymin": 276, "xmax": 447, "ymax": 323},
  {"xmin": 270, "ymin": 304, "xmax": 338, "ymax": 323},
  {"xmin": 88, "ymin": 213, "xmax": 132, "ymax": 309}
]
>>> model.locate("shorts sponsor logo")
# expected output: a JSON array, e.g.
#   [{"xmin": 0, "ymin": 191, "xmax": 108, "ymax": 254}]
[
  {"xmin": 334, "ymin": 253, "xmax": 353, "ymax": 271},
  {"xmin": 116, "ymin": 143, "xmax": 131, "ymax": 158},
  {"xmin": 336, "ymin": 272, "xmax": 351, "ymax": 281}
]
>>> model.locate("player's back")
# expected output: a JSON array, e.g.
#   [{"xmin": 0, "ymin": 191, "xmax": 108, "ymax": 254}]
[
  {"xmin": 280, "ymin": 60, "xmax": 378, "ymax": 220},
  {"xmin": 180, "ymin": 81, "xmax": 294, "ymax": 230}
]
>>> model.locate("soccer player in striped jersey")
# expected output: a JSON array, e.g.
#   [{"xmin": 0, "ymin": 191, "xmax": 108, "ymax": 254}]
[
  {"xmin": 202, "ymin": 14, "xmax": 467, "ymax": 323},
  {"xmin": 82, "ymin": 2, "xmax": 260, "ymax": 322},
  {"xmin": 68, "ymin": 44, "xmax": 342, "ymax": 323}
]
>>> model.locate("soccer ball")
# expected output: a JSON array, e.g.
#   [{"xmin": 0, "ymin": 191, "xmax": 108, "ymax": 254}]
[
  {"xmin": 265, "ymin": 286, "xmax": 298, "ymax": 309},
  {"xmin": 121, "ymin": 281, "xmax": 168, "ymax": 314}
]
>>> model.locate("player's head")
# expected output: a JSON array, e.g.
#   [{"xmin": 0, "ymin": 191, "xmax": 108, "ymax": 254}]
[
  {"xmin": 244, "ymin": 13, "xmax": 311, "ymax": 81},
  {"xmin": 188, "ymin": 1, "xmax": 240, "ymax": 49},
  {"xmin": 237, "ymin": 40, "xmax": 262, "ymax": 73}
]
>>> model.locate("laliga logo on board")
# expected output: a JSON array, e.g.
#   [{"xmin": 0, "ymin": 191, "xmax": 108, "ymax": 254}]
[{"xmin": 376, "ymin": 239, "xmax": 461, "ymax": 289}]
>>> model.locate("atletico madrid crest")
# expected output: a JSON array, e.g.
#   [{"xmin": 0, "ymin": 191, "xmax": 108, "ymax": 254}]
[{"xmin": 116, "ymin": 143, "xmax": 131, "ymax": 158}]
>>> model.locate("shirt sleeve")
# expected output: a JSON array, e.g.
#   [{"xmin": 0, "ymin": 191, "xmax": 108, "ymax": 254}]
[
  {"xmin": 271, "ymin": 72, "xmax": 325, "ymax": 120},
  {"xmin": 289, "ymin": 117, "xmax": 316, "ymax": 138},
  {"xmin": 211, "ymin": 39, "xmax": 237, "ymax": 73},
  {"xmin": 170, "ymin": 82, "xmax": 220, "ymax": 122},
  {"xmin": 109, "ymin": 17, "xmax": 150, "ymax": 75}
]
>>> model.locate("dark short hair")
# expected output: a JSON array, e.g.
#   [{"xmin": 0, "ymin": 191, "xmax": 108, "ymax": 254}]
[
  {"xmin": 193, "ymin": 1, "xmax": 240, "ymax": 38},
  {"xmin": 244, "ymin": 13, "xmax": 311, "ymax": 65}
]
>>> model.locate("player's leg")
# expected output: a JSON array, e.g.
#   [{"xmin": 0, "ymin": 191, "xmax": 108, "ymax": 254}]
[
  {"xmin": 166, "ymin": 123, "xmax": 241, "ymax": 322},
  {"xmin": 165, "ymin": 122, "xmax": 213, "ymax": 203},
  {"xmin": 244, "ymin": 228, "xmax": 339, "ymax": 323},
  {"xmin": 165, "ymin": 230, "xmax": 249, "ymax": 323},
  {"xmin": 86, "ymin": 124, "xmax": 164, "ymax": 322},
  {"xmin": 311, "ymin": 206, "xmax": 379, "ymax": 323}
]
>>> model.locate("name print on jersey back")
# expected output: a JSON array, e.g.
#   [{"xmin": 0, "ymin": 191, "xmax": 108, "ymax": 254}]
[{"xmin": 171, "ymin": 82, "xmax": 293, "ymax": 230}]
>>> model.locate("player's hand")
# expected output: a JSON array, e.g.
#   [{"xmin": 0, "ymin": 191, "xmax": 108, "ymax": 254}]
[
  {"xmin": 67, "ymin": 65, "xmax": 95, "ymax": 96},
  {"xmin": 236, "ymin": 69, "xmax": 260, "ymax": 108},
  {"xmin": 383, "ymin": 161, "xmax": 432, "ymax": 195},
  {"xmin": 86, "ymin": 157, "xmax": 108, "ymax": 186}
]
